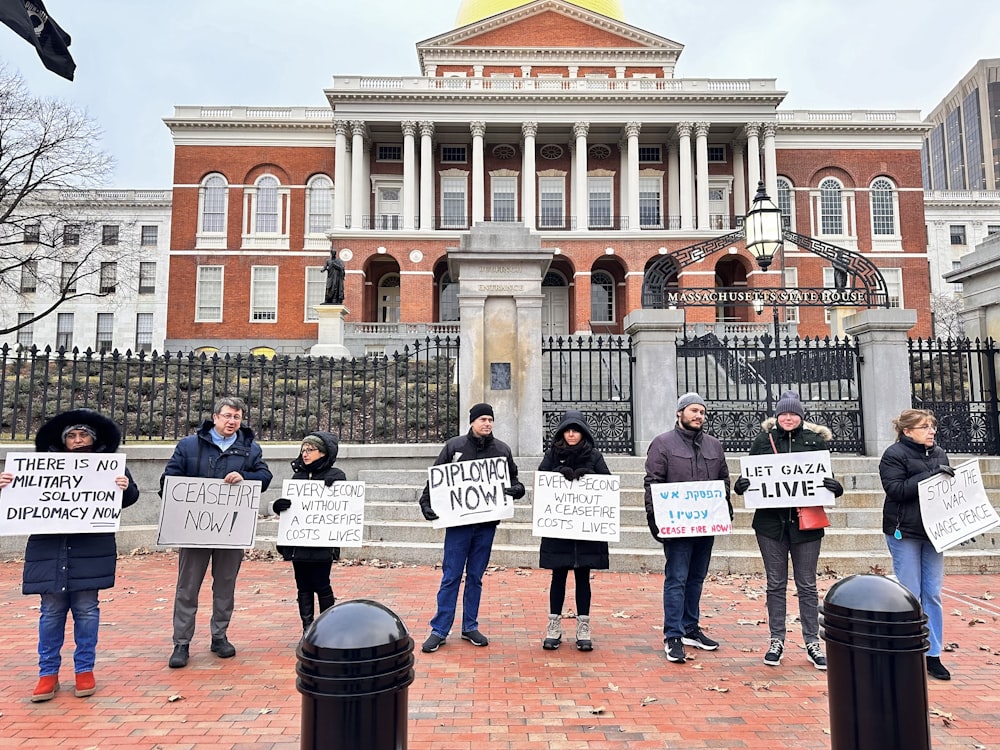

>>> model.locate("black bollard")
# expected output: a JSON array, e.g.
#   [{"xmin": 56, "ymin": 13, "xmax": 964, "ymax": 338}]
[
  {"xmin": 820, "ymin": 574, "xmax": 931, "ymax": 750},
  {"xmin": 296, "ymin": 599, "xmax": 414, "ymax": 750}
]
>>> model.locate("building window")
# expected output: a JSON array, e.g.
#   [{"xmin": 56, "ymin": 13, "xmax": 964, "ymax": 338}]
[
  {"xmin": 588, "ymin": 177, "xmax": 613, "ymax": 228},
  {"xmin": 102, "ymin": 224, "xmax": 119, "ymax": 245},
  {"xmin": 140, "ymin": 225, "xmax": 158, "ymax": 246},
  {"xmin": 200, "ymin": 174, "xmax": 228, "ymax": 233},
  {"xmin": 378, "ymin": 273, "xmax": 400, "ymax": 323},
  {"xmin": 63, "ymin": 224, "xmax": 80, "ymax": 246},
  {"xmin": 375, "ymin": 186, "xmax": 402, "ymax": 229},
  {"xmin": 590, "ymin": 270, "xmax": 614, "ymax": 323},
  {"xmin": 883, "ymin": 268, "xmax": 903, "ymax": 308},
  {"xmin": 491, "ymin": 177, "xmax": 517, "ymax": 222},
  {"xmin": 61, "ymin": 262, "xmax": 78, "ymax": 293},
  {"xmin": 23, "ymin": 224, "xmax": 40, "ymax": 243},
  {"xmin": 305, "ymin": 267, "xmax": 324, "ymax": 321},
  {"xmin": 306, "ymin": 175, "xmax": 333, "ymax": 234},
  {"xmin": 195, "ymin": 266, "xmax": 224, "ymax": 322},
  {"xmin": 96, "ymin": 313, "xmax": 114, "ymax": 353},
  {"xmin": 819, "ymin": 178, "xmax": 843, "ymax": 235},
  {"xmin": 16, "ymin": 313, "xmax": 33, "ymax": 348},
  {"xmin": 776, "ymin": 177, "xmax": 794, "ymax": 230},
  {"xmin": 250, "ymin": 266, "xmax": 278, "ymax": 322},
  {"xmin": 99, "ymin": 262, "xmax": 117, "ymax": 294},
  {"xmin": 783, "ymin": 267, "xmax": 799, "ymax": 323},
  {"xmin": 439, "ymin": 273, "xmax": 459, "ymax": 322},
  {"xmin": 56, "ymin": 312, "xmax": 74, "ymax": 350},
  {"xmin": 639, "ymin": 176, "xmax": 662, "ymax": 228},
  {"xmin": 440, "ymin": 177, "xmax": 467, "ymax": 228},
  {"xmin": 139, "ymin": 262, "xmax": 156, "ymax": 294},
  {"xmin": 539, "ymin": 177, "xmax": 565, "ymax": 228},
  {"xmin": 707, "ymin": 146, "xmax": 726, "ymax": 163},
  {"xmin": 950, "ymin": 225, "xmax": 967, "ymax": 245},
  {"xmin": 870, "ymin": 177, "xmax": 896, "ymax": 236},
  {"xmin": 135, "ymin": 313, "xmax": 154, "ymax": 353},
  {"xmin": 638, "ymin": 146, "xmax": 661, "ymax": 163},
  {"xmin": 20, "ymin": 260, "xmax": 38, "ymax": 293},
  {"xmin": 441, "ymin": 145, "xmax": 467, "ymax": 163},
  {"xmin": 988, "ymin": 225, "xmax": 1000, "ymax": 236},
  {"xmin": 377, "ymin": 145, "xmax": 402, "ymax": 161},
  {"xmin": 254, "ymin": 176, "xmax": 280, "ymax": 233}
]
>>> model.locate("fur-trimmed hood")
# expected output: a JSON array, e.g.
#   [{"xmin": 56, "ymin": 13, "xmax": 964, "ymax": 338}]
[{"xmin": 758, "ymin": 416, "xmax": 833, "ymax": 442}]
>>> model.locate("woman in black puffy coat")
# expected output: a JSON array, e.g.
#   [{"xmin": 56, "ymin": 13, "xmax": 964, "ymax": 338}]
[
  {"xmin": 271, "ymin": 431, "xmax": 346, "ymax": 630},
  {"xmin": 537, "ymin": 410, "xmax": 611, "ymax": 651}
]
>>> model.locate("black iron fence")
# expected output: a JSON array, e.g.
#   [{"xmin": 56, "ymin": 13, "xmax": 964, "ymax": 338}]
[
  {"xmin": 0, "ymin": 338, "xmax": 460, "ymax": 444},
  {"xmin": 541, "ymin": 335, "xmax": 634, "ymax": 454}
]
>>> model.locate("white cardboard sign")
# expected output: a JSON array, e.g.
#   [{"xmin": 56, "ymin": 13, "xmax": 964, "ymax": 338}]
[
  {"xmin": 650, "ymin": 480, "xmax": 731, "ymax": 538},
  {"xmin": 157, "ymin": 476, "xmax": 262, "ymax": 549},
  {"xmin": 738, "ymin": 450, "xmax": 835, "ymax": 509},
  {"xmin": 919, "ymin": 459, "xmax": 1000, "ymax": 552},
  {"xmin": 531, "ymin": 471, "xmax": 620, "ymax": 542},
  {"xmin": 277, "ymin": 479, "xmax": 366, "ymax": 548},
  {"xmin": 0, "ymin": 451, "xmax": 126, "ymax": 536},
  {"xmin": 427, "ymin": 456, "xmax": 515, "ymax": 529}
]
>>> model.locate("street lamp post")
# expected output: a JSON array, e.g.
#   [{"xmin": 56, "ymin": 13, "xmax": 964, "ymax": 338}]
[{"xmin": 746, "ymin": 182, "xmax": 785, "ymax": 414}]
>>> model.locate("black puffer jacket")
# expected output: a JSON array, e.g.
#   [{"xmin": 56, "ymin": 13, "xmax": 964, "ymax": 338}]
[
  {"xmin": 879, "ymin": 435, "xmax": 950, "ymax": 542},
  {"xmin": 22, "ymin": 410, "xmax": 140, "ymax": 595},
  {"xmin": 537, "ymin": 411, "xmax": 611, "ymax": 570},
  {"xmin": 275, "ymin": 431, "xmax": 347, "ymax": 562}
]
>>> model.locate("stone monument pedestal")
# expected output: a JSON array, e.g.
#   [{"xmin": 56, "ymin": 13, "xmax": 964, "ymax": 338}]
[{"xmin": 310, "ymin": 305, "xmax": 352, "ymax": 358}]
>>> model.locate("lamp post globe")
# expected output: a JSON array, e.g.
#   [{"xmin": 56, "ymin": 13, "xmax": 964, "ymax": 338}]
[{"xmin": 745, "ymin": 181, "xmax": 783, "ymax": 271}]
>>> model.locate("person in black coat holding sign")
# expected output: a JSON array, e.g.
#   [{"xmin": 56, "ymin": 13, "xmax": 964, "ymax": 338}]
[
  {"xmin": 537, "ymin": 410, "xmax": 611, "ymax": 651},
  {"xmin": 0, "ymin": 409, "xmax": 138, "ymax": 702},
  {"xmin": 271, "ymin": 432, "xmax": 347, "ymax": 631}
]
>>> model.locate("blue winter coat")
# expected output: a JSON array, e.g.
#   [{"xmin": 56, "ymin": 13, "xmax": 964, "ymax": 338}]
[{"xmin": 160, "ymin": 421, "xmax": 272, "ymax": 490}]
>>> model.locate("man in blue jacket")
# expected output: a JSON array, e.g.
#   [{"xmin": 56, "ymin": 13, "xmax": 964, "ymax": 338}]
[{"xmin": 160, "ymin": 396, "xmax": 272, "ymax": 668}]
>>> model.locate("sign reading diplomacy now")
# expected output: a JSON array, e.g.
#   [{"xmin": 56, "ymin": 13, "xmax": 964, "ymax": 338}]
[
  {"xmin": 157, "ymin": 476, "xmax": 262, "ymax": 549},
  {"xmin": 919, "ymin": 459, "xmax": 1000, "ymax": 553},
  {"xmin": 650, "ymin": 480, "xmax": 731, "ymax": 538},
  {"xmin": 277, "ymin": 480, "xmax": 366, "ymax": 548},
  {"xmin": 532, "ymin": 471, "xmax": 621, "ymax": 543},
  {"xmin": 427, "ymin": 456, "xmax": 514, "ymax": 529},
  {"xmin": 738, "ymin": 450, "xmax": 835, "ymax": 509},
  {"xmin": 0, "ymin": 451, "xmax": 126, "ymax": 536}
]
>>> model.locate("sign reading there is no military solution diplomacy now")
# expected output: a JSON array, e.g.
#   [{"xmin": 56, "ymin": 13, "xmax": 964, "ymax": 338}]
[
  {"xmin": 531, "ymin": 471, "xmax": 621, "ymax": 542},
  {"xmin": 157, "ymin": 476, "xmax": 262, "ymax": 549},
  {"xmin": 919, "ymin": 459, "xmax": 1000, "ymax": 553},
  {"xmin": 0, "ymin": 451, "xmax": 126, "ymax": 535},
  {"xmin": 650, "ymin": 480, "xmax": 731, "ymax": 538},
  {"xmin": 427, "ymin": 456, "xmax": 515, "ymax": 529},
  {"xmin": 277, "ymin": 480, "xmax": 366, "ymax": 548},
  {"xmin": 737, "ymin": 450, "xmax": 836, "ymax": 509}
]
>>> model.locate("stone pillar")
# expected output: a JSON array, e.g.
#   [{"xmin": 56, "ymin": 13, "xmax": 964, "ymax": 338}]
[
  {"xmin": 762, "ymin": 123, "xmax": 778, "ymax": 202},
  {"xmin": 744, "ymin": 123, "xmax": 761, "ymax": 197},
  {"xmin": 667, "ymin": 137, "xmax": 680, "ymax": 228},
  {"xmin": 624, "ymin": 308, "xmax": 686, "ymax": 455},
  {"xmin": 694, "ymin": 122, "xmax": 710, "ymax": 230},
  {"xmin": 402, "ymin": 121, "xmax": 417, "ymax": 230},
  {"xmin": 350, "ymin": 121, "xmax": 367, "ymax": 230},
  {"xmin": 843, "ymin": 308, "xmax": 918, "ymax": 456},
  {"xmin": 419, "ymin": 121, "xmax": 435, "ymax": 231},
  {"xmin": 573, "ymin": 122, "xmax": 589, "ymax": 231},
  {"xmin": 732, "ymin": 139, "xmax": 746, "ymax": 217},
  {"xmin": 334, "ymin": 120, "xmax": 349, "ymax": 230},
  {"xmin": 310, "ymin": 305, "xmax": 352, "ymax": 358},
  {"xmin": 677, "ymin": 123, "xmax": 693, "ymax": 230},
  {"xmin": 625, "ymin": 122, "xmax": 640, "ymax": 230},
  {"xmin": 471, "ymin": 121, "xmax": 486, "ymax": 224},
  {"xmin": 449, "ymin": 224, "xmax": 553, "ymax": 456},
  {"xmin": 521, "ymin": 122, "xmax": 537, "ymax": 228}
]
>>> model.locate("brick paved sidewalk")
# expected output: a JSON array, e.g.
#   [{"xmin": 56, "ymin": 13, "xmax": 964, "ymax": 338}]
[{"xmin": 0, "ymin": 552, "xmax": 996, "ymax": 749}]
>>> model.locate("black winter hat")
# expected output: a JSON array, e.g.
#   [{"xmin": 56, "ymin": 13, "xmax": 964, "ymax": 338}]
[
  {"xmin": 775, "ymin": 390, "xmax": 805, "ymax": 419},
  {"xmin": 469, "ymin": 403, "xmax": 494, "ymax": 422}
]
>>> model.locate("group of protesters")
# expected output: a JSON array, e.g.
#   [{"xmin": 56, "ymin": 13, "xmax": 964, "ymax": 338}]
[{"xmin": 0, "ymin": 389, "xmax": 955, "ymax": 702}]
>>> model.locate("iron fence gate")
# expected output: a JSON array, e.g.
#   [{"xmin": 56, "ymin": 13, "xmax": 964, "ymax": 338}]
[
  {"xmin": 677, "ymin": 332, "xmax": 864, "ymax": 453},
  {"xmin": 541, "ymin": 335, "xmax": 634, "ymax": 454}
]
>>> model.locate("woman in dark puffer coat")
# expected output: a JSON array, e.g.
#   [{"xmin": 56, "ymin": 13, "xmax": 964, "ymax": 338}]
[{"xmin": 537, "ymin": 410, "xmax": 611, "ymax": 651}]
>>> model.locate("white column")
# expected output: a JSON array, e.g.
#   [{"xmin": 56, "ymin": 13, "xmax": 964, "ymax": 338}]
[
  {"xmin": 625, "ymin": 122, "xmax": 640, "ymax": 230},
  {"xmin": 667, "ymin": 137, "xmax": 680, "ymax": 228},
  {"xmin": 334, "ymin": 120, "xmax": 349, "ymax": 230},
  {"xmin": 762, "ymin": 123, "xmax": 778, "ymax": 201},
  {"xmin": 402, "ymin": 121, "xmax": 417, "ymax": 230},
  {"xmin": 419, "ymin": 121, "xmax": 435, "ymax": 231},
  {"xmin": 694, "ymin": 122, "xmax": 710, "ymax": 230},
  {"xmin": 471, "ymin": 121, "xmax": 486, "ymax": 225},
  {"xmin": 574, "ymin": 122, "xmax": 589, "ymax": 231},
  {"xmin": 521, "ymin": 121, "xmax": 537, "ymax": 228},
  {"xmin": 744, "ymin": 122, "xmax": 761, "ymax": 196},
  {"xmin": 349, "ymin": 121, "xmax": 367, "ymax": 230},
  {"xmin": 731, "ymin": 139, "xmax": 746, "ymax": 217},
  {"xmin": 677, "ymin": 122, "xmax": 693, "ymax": 230}
]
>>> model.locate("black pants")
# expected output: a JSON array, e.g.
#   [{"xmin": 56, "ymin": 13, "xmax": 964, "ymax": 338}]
[
  {"xmin": 549, "ymin": 567, "xmax": 592, "ymax": 616},
  {"xmin": 292, "ymin": 560, "xmax": 333, "ymax": 594}
]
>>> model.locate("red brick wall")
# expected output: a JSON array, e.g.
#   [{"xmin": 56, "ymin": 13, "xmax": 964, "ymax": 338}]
[{"xmin": 454, "ymin": 12, "xmax": 644, "ymax": 48}]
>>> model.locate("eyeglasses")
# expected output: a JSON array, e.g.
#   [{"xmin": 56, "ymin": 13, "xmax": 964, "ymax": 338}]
[
  {"xmin": 217, "ymin": 414, "xmax": 242, "ymax": 422},
  {"xmin": 301, "ymin": 446, "xmax": 321, "ymax": 453},
  {"xmin": 911, "ymin": 425, "xmax": 937, "ymax": 432}
]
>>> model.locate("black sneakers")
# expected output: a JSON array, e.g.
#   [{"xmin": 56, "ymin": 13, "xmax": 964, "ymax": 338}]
[
  {"xmin": 665, "ymin": 636, "xmax": 686, "ymax": 663},
  {"xmin": 682, "ymin": 627, "xmax": 719, "ymax": 651},
  {"xmin": 421, "ymin": 633, "xmax": 445, "ymax": 653},
  {"xmin": 763, "ymin": 638, "xmax": 784, "ymax": 666},
  {"xmin": 805, "ymin": 642, "xmax": 827, "ymax": 671},
  {"xmin": 461, "ymin": 629, "xmax": 489, "ymax": 647}
]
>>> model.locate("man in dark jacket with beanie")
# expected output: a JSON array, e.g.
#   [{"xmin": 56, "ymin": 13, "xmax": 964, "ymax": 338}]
[
  {"xmin": 418, "ymin": 402, "xmax": 524, "ymax": 653},
  {"xmin": 643, "ymin": 392, "xmax": 731, "ymax": 664}
]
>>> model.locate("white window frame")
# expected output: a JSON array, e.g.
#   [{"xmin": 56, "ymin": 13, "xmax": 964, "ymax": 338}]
[
  {"xmin": 56, "ymin": 312, "xmax": 74, "ymax": 350},
  {"xmin": 20, "ymin": 260, "xmax": 38, "ymax": 293},
  {"xmin": 590, "ymin": 270, "xmax": 615, "ymax": 323},
  {"xmin": 305, "ymin": 267, "xmax": 324, "ymax": 321},
  {"xmin": 440, "ymin": 145, "xmax": 467, "ymax": 164},
  {"xmin": 135, "ymin": 313, "xmax": 154, "ymax": 353},
  {"xmin": 783, "ymin": 267, "xmax": 799, "ymax": 323},
  {"xmin": 195, "ymin": 266, "xmax": 224, "ymax": 323},
  {"xmin": 440, "ymin": 174, "xmax": 468, "ymax": 229},
  {"xmin": 639, "ymin": 175, "xmax": 663, "ymax": 229},
  {"xmin": 491, "ymin": 176, "xmax": 517, "ymax": 222},
  {"xmin": 250, "ymin": 265, "xmax": 278, "ymax": 323},
  {"xmin": 17, "ymin": 313, "xmax": 33, "ymax": 348},
  {"xmin": 305, "ymin": 175, "xmax": 334, "ymax": 246},
  {"xmin": 378, "ymin": 273, "xmax": 401, "ymax": 323},
  {"xmin": 538, "ymin": 176, "xmax": 565, "ymax": 228},
  {"xmin": 138, "ymin": 262, "xmax": 156, "ymax": 295},
  {"xmin": 99, "ymin": 262, "xmax": 117, "ymax": 294},
  {"xmin": 242, "ymin": 174, "xmax": 290, "ymax": 249},
  {"xmin": 869, "ymin": 177, "xmax": 902, "ymax": 250},
  {"xmin": 776, "ymin": 177, "xmax": 796, "ymax": 233},
  {"xmin": 588, "ymin": 176, "xmax": 614, "ymax": 229},
  {"xmin": 140, "ymin": 225, "xmax": 158, "ymax": 247},
  {"xmin": 61, "ymin": 262, "xmax": 78, "ymax": 293},
  {"xmin": 96, "ymin": 313, "xmax": 115, "ymax": 352},
  {"xmin": 197, "ymin": 174, "xmax": 229, "ymax": 248}
]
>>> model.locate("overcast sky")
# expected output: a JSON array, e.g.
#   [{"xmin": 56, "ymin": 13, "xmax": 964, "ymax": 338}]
[{"xmin": 3, "ymin": 0, "xmax": 997, "ymax": 187}]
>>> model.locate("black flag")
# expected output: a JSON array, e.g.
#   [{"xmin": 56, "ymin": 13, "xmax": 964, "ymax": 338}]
[{"xmin": 0, "ymin": 0, "xmax": 75, "ymax": 80}]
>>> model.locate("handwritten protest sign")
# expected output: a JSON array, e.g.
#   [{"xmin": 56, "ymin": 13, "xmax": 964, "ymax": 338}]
[
  {"xmin": 650, "ymin": 480, "xmax": 731, "ymax": 538},
  {"xmin": 0, "ymin": 451, "xmax": 126, "ymax": 536},
  {"xmin": 738, "ymin": 450, "xmax": 834, "ymax": 509},
  {"xmin": 277, "ymin": 480, "xmax": 366, "ymax": 548},
  {"xmin": 157, "ymin": 476, "xmax": 262, "ymax": 549},
  {"xmin": 427, "ymin": 456, "xmax": 514, "ymax": 529},
  {"xmin": 919, "ymin": 459, "xmax": 1000, "ymax": 553},
  {"xmin": 531, "ymin": 471, "xmax": 620, "ymax": 542}
]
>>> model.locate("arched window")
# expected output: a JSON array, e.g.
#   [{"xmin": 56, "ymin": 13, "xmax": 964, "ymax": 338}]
[
  {"xmin": 819, "ymin": 178, "xmax": 843, "ymax": 235},
  {"xmin": 590, "ymin": 270, "xmax": 615, "ymax": 323},
  {"xmin": 199, "ymin": 174, "xmax": 227, "ymax": 234},
  {"xmin": 439, "ymin": 273, "xmax": 459, "ymax": 322},
  {"xmin": 306, "ymin": 175, "xmax": 333, "ymax": 234},
  {"xmin": 870, "ymin": 177, "xmax": 896, "ymax": 236},
  {"xmin": 378, "ymin": 273, "xmax": 400, "ymax": 323},
  {"xmin": 776, "ymin": 177, "xmax": 794, "ymax": 231},
  {"xmin": 255, "ymin": 176, "xmax": 279, "ymax": 233}
]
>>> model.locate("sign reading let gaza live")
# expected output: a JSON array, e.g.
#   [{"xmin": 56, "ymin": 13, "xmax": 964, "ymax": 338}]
[
  {"xmin": 738, "ymin": 450, "xmax": 835, "ymax": 509},
  {"xmin": 157, "ymin": 476, "xmax": 262, "ymax": 549},
  {"xmin": 427, "ymin": 456, "xmax": 514, "ymax": 529}
]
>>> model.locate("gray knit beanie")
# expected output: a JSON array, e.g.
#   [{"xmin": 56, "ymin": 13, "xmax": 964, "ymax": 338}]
[
  {"xmin": 301, "ymin": 434, "xmax": 327, "ymax": 453},
  {"xmin": 676, "ymin": 392, "xmax": 706, "ymax": 412},
  {"xmin": 775, "ymin": 390, "xmax": 805, "ymax": 419}
]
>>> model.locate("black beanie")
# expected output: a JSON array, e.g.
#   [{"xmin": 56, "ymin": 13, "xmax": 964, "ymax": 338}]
[{"xmin": 469, "ymin": 403, "xmax": 494, "ymax": 422}]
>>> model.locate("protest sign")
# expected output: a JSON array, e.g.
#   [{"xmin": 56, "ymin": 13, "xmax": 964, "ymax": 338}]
[
  {"xmin": 157, "ymin": 476, "xmax": 262, "ymax": 549},
  {"xmin": 919, "ymin": 459, "xmax": 1000, "ymax": 553},
  {"xmin": 650, "ymin": 480, "xmax": 731, "ymax": 538},
  {"xmin": 277, "ymin": 480, "xmax": 366, "ymax": 548},
  {"xmin": 427, "ymin": 456, "xmax": 515, "ymax": 529},
  {"xmin": 531, "ymin": 471, "xmax": 620, "ymax": 542},
  {"xmin": 738, "ymin": 450, "xmax": 834, "ymax": 509},
  {"xmin": 0, "ymin": 451, "xmax": 126, "ymax": 536}
]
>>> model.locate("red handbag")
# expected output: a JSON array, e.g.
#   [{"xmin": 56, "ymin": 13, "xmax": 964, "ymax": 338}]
[{"xmin": 768, "ymin": 434, "xmax": 831, "ymax": 531}]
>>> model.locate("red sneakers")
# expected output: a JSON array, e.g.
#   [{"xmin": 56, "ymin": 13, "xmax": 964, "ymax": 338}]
[
  {"xmin": 31, "ymin": 675, "xmax": 60, "ymax": 702},
  {"xmin": 74, "ymin": 671, "xmax": 97, "ymax": 698}
]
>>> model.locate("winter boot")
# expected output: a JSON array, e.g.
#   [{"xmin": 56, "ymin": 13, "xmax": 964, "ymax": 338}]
[
  {"xmin": 31, "ymin": 674, "xmax": 59, "ymax": 702},
  {"xmin": 542, "ymin": 614, "xmax": 562, "ymax": 650},
  {"xmin": 297, "ymin": 591, "xmax": 315, "ymax": 632},
  {"xmin": 575, "ymin": 615, "xmax": 593, "ymax": 651},
  {"xmin": 317, "ymin": 586, "xmax": 336, "ymax": 613}
]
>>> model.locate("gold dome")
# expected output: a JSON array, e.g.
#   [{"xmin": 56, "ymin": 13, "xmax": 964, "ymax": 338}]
[{"xmin": 455, "ymin": 0, "xmax": 625, "ymax": 27}]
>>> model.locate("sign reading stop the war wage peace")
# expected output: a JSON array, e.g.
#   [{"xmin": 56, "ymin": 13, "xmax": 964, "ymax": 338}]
[
  {"xmin": 650, "ymin": 480, "xmax": 731, "ymax": 538},
  {"xmin": 919, "ymin": 459, "xmax": 1000, "ymax": 553},
  {"xmin": 427, "ymin": 456, "xmax": 514, "ymax": 529},
  {"xmin": 531, "ymin": 471, "xmax": 621, "ymax": 542},
  {"xmin": 738, "ymin": 450, "xmax": 835, "ymax": 509},
  {"xmin": 0, "ymin": 451, "xmax": 126, "ymax": 536},
  {"xmin": 157, "ymin": 476, "xmax": 262, "ymax": 549},
  {"xmin": 277, "ymin": 480, "xmax": 366, "ymax": 548}
]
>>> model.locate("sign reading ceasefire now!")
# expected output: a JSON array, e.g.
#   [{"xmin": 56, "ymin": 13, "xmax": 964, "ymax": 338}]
[
  {"xmin": 427, "ymin": 456, "xmax": 514, "ymax": 529},
  {"xmin": 157, "ymin": 476, "xmax": 262, "ymax": 549}
]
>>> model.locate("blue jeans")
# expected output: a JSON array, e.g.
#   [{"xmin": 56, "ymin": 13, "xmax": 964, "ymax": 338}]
[
  {"xmin": 885, "ymin": 534, "xmax": 944, "ymax": 657},
  {"xmin": 429, "ymin": 523, "xmax": 496, "ymax": 637},
  {"xmin": 661, "ymin": 536, "xmax": 714, "ymax": 640},
  {"xmin": 38, "ymin": 590, "xmax": 100, "ymax": 676}
]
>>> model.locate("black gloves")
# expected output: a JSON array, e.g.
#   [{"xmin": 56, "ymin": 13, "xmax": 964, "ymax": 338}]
[
  {"xmin": 933, "ymin": 464, "xmax": 955, "ymax": 478},
  {"xmin": 733, "ymin": 476, "xmax": 750, "ymax": 495},
  {"xmin": 822, "ymin": 477, "xmax": 844, "ymax": 497},
  {"xmin": 646, "ymin": 513, "xmax": 662, "ymax": 541},
  {"xmin": 573, "ymin": 467, "xmax": 590, "ymax": 479},
  {"xmin": 324, "ymin": 476, "xmax": 337, "ymax": 486},
  {"xmin": 420, "ymin": 504, "xmax": 439, "ymax": 521},
  {"xmin": 504, "ymin": 482, "xmax": 526, "ymax": 499},
  {"xmin": 272, "ymin": 498, "xmax": 291, "ymax": 514},
  {"xmin": 558, "ymin": 466, "xmax": 576, "ymax": 481}
]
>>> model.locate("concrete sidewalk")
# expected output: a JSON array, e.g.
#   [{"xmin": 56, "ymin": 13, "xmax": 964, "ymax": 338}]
[{"xmin": 0, "ymin": 551, "xmax": 996, "ymax": 749}]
